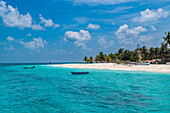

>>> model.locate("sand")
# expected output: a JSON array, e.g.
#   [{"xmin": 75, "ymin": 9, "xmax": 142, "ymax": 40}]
[{"xmin": 51, "ymin": 63, "xmax": 170, "ymax": 74}]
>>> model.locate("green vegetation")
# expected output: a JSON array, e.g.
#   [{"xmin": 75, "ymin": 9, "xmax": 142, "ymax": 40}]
[{"xmin": 83, "ymin": 32, "xmax": 170, "ymax": 64}]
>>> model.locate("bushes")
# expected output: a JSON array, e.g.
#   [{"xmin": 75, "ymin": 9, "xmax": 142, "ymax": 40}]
[{"xmin": 117, "ymin": 61, "xmax": 121, "ymax": 64}]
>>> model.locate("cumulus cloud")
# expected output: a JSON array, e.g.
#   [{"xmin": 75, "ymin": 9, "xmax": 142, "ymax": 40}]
[
  {"xmin": 138, "ymin": 35, "xmax": 153, "ymax": 42},
  {"xmin": 39, "ymin": 14, "xmax": 60, "ymax": 28},
  {"xmin": 133, "ymin": 8, "xmax": 169, "ymax": 23},
  {"xmin": 7, "ymin": 36, "xmax": 14, "ymax": 41},
  {"xmin": 64, "ymin": 30, "xmax": 91, "ymax": 49},
  {"xmin": 150, "ymin": 25, "xmax": 157, "ymax": 31},
  {"xmin": 98, "ymin": 37, "xmax": 114, "ymax": 49},
  {"xmin": 119, "ymin": 38, "xmax": 133, "ymax": 45},
  {"xmin": 31, "ymin": 24, "xmax": 45, "ymax": 30},
  {"xmin": 68, "ymin": 0, "xmax": 135, "ymax": 6},
  {"xmin": 4, "ymin": 45, "xmax": 14, "ymax": 51},
  {"xmin": 138, "ymin": 35, "xmax": 154, "ymax": 46},
  {"xmin": 20, "ymin": 38, "xmax": 47, "ymax": 50},
  {"xmin": 0, "ymin": 1, "xmax": 45, "ymax": 30},
  {"xmin": 115, "ymin": 24, "xmax": 147, "ymax": 39},
  {"xmin": 54, "ymin": 24, "xmax": 60, "ymax": 27},
  {"xmin": 0, "ymin": 1, "xmax": 32, "ymax": 28},
  {"xmin": 88, "ymin": 23, "xmax": 100, "ymax": 29},
  {"xmin": 115, "ymin": 24, "xmax": 147, "ymax": 44},
  {"xmin": 74, "ymin": 41, "xmax": 87, "ymax": 50}
]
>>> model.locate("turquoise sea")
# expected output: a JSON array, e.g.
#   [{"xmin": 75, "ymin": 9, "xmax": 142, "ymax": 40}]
[{"xmin": 0, "ymin": 63, "xmax": 169, "ymax": 113}]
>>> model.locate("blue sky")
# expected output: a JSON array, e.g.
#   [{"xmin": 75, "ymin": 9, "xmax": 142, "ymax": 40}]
[{"xmin": 0, "ymin": 0, "xmax": 169, "ymax": 63}]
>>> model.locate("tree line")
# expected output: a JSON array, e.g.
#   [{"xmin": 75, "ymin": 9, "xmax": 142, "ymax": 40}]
[{"xmin": 83, "ymin": 32, "xmax": 170, "ymax": 63}]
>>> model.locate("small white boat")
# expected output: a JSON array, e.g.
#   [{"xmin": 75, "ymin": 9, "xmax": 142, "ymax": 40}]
[{"xmin": 135, "ymin": 62, "xmax": 150, "ymax": 65}]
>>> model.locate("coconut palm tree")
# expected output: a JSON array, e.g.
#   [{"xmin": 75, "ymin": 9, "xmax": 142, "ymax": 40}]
[
  {"xmin": 89, "ymin": 56, "xmax": 93, "ymax": 63},
  {"xmin": 130, "ymin": 51, "xmax": 139, "ymax": 62},
  {"xmin": 117, "ymin": 48, "xmax": 124, "ymax": 60},
  {"xmin": 162, "ymin": 32, "xmax": 170, "ymax": 47},
  {"xmin": 83, "ymin": 56, "xmax": 88, "ymax": 63},
  {"xmin": 160, "ymin": 44, "xmax": 168, "ymax": 63},
  {"xmin": 149, "ymin": 47, "xmax": 155, "ymax": 60},
  {"xmin": 120, "ymin": 49, "xmax": 131, "ymax": 61},
  {"xmin": 104, "ymin": 55, "xmax": 111, "ymax": 63},
  {"xmin": 154, "ymin": 47, "xmax": 160, "ymax": 59},
  {"xmin": 140, "ymin": 46, "xmax": 148, "ymax": 60},
  {"xmin": 94, "ymin": 55, "xmax": 99, "ymax": 63},
  {"xmin": 99, "ymin": 52, "xmax": 105, "ymax": 63}
]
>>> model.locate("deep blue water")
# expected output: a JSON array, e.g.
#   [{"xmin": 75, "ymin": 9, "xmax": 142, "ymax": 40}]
[{"xmin": 0, "ymin": 64, "xmax": 169, "ymax": 113}]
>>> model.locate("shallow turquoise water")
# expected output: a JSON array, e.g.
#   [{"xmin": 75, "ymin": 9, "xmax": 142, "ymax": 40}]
[{"xmin": 0, "ymin": 64, "xmax": 169, "ymax": 113}]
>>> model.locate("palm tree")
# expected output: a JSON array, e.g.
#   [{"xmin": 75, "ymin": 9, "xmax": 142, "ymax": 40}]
[
  {"xmin": 130, "ymin": 51, "xmax": 139, "ymax": 62},
  {"xmin": 120, "ymin": 50, "xmax": 131, "ymax": 61},
  {"xmin": 104, "ymin": 55, "xmax": 111, "ymax": 63},
  {"xmin": 112, "ymin": 54, "xmax": 118, "ymax": 61},
  {"xmin": 99, "ymin": 52, "xmax": 105, "ymax": 63},
  {"xmin": 149, "ymin": 47, "xmax": 155, "ymax": 60},
  {"xmin": 160, "ymin": 44, "xmax": 168, "ymax": 63},
  {"xmin": 94, "ymin": 55, "xmax": 99, "ymax": 63},
  {"xmin": 154, "ymin": 47, "xmax": 160, "ymax": 59},
  {"xmin": 117, "ymin": 48, "xmax": 124, "ymax": 60},
  {"xmin": 140, "ymin": 46, "xmax": 148, "ymax": 60},
  {"xmin": 162, "ymin": 32, "xmax": 170, "ymax": 47},
  {"xmin": 89, "ymin": 56, "xmax": 93, "ymax": 63},
  {"xmin": 108, "ymin": 53, "xmax": 118, "ymax": 61},
  {"xmin": 87, "ymin": 59, "xmax": 90, "ymax": 64},
  {"xmin": 83, "ymin": 56, "xmax": 88, "ymax": 63},
  {"xmin": 118, "ymin": 48, "xmax": 124, "ymax": 55},
  {"xmin": 104, "ymin": 54, "xmax": 108, "ymax": 63}
]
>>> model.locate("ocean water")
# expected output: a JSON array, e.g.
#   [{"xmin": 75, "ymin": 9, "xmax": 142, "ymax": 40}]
[{"xmin": 0, "ymin": 64, "xmax": 169, "ymax": 113}]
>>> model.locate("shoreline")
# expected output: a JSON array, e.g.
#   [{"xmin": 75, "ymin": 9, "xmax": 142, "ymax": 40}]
[{"xmin": 51, "ymin": 63, "xmax": 170, "ymax": 74}]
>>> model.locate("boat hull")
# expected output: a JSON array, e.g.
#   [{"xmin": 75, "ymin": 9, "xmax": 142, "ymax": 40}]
[
  {"xmin": 71, "ymin": 72, "xmax": 89, "ymax": 75},
  {"xmin": 23, "ymin": 67, "xmax": 35, "ymax": 69}
]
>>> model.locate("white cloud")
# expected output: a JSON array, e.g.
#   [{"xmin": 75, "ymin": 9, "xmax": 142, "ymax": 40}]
[
  {"xmin": 138, "ymin": 35, "xmax": 154, "ymax": 46},
  {"xmin": 138, "ymin": 35, "xmax": 153, "ymax": 42},
  {"xmin": 4, "ymin": 45, "xmax": 14, "ymax": 51},
  {"xmin": 0, "ymin": 1, "xmax": 46, "ymax": 30},
  {"xmin": 64, "ymin": 30, "xmax": 91, "ymax": 49},
  {"xmin": 118, "ymin": 38, "xmax": 133, "ymax": 45},
  {"xmin": 88, "ymin": 23, "xmax": 100, "ymax": 29},
  {"xmin": 133, "ymin": 8, "xmax": 169, "ymax": 23},
  {"xmin": 98, "ymin": 37, "xmax": 114, "ymax": 49},
  {"xmin": 94, "ymin": 6, "xmax": 133, "ymax": 14},
  {"xmin": 31, "ymin": 24, "xmax": 45, "ymax": 30},
  {"xmin": 115, "ymin": 24, "xmax": 147, "ymax": 39},
  {"xmin": 54, "ymin": 24, "xmax": 60, "ymax": 27},
  {"xmin": 7, "ymin": 36, "xmax": 14, "ymax": 41},
  {"xmin": 26, "ymin": 33, "xmax": 32, "ymax": 37},
  {"xmin": 115, "ymin": 24, "xmax": 147, "ymax": 45},
  {"xmin": 74, "ymin": 17, "xmax": 89, "ymax": 24},
  {"xmin": 150, "ymin": 25, "xmax": 157, "ymax": 31},
  {"xmin": 20, "ymin": 38, "xmax": 47, "ymax": 50},
  {"xmin": 74, "ymin": 41, "xmax": 87, "ymax": 50},
  {"xmin": 68, "ymin": 0, "xmax": 136, "ymax": 6},
  {"xmin": 0, "ymin": 1, "xmax": 32, "ymax": 28},
  {"xmin": 39, "ymin": 14, "xmax": 60, "ymax": 28},
  {"xmin": 64, "ymin": 30, "xmax": 91, "ymax": 42}
]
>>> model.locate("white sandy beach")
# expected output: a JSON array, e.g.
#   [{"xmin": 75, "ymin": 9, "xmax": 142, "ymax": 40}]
[{"xmin": 51, "ymin": 63, "xmax": 170, "ymax": 74}]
